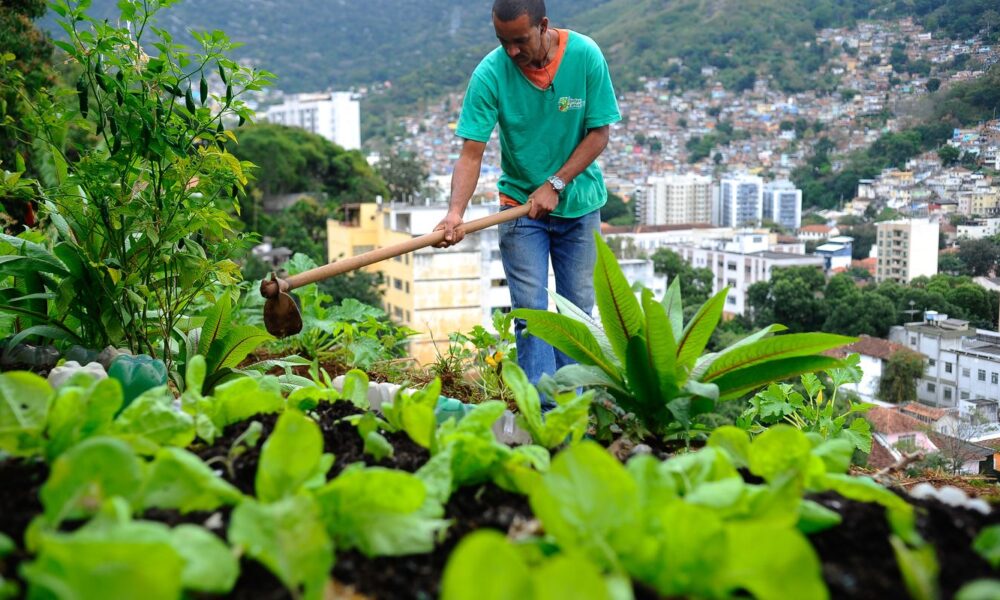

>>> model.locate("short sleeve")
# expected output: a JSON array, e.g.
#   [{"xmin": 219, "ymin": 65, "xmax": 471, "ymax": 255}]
[
  {"xmin": 584, "ymin": 42, "xmax": 621, "ymax": 130},
  {"xmin": 456, "ymin": 71, "xmax": 499, "ymax": 143}
]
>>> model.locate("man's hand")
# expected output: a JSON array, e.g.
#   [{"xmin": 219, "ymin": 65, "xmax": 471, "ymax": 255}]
[
  {"xmin": 433, "ymin": 211, "xmax": 465, "ymax": 247},
  {"xmin": 527, "ymin": 182, "xmax": 559, "ymax": 219}
]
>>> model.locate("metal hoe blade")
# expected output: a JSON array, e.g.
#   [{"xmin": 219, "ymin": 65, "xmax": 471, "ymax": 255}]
[{"xmin": 261, "ymin": 274, "xmax": 303, "ymax": 337}]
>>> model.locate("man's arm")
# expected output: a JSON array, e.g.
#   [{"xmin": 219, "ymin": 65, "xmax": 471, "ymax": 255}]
[
  {"xmin": 434, "ymin": 138, "xmax": 487, "ymax": 247},
  {"xmin": 527, "ymin": 125, "xmax": 610, "ymax": 219}
]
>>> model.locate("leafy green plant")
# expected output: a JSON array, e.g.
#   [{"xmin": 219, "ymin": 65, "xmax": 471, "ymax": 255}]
[
  {"xmin": 503, "ymin": 360, "xmax": 592, "ymax": 449},
  {"xmin": 0, "ymin": 370, "xmax": 194, "ymax": 461},
  {"xmin": 7, "ymin": 0, "xmax": 273, "ymax": 358},
  {"xmin": 737, "ymin": 354, "xmax": 874, "ymax": 453},
  {"xmin": 446, "ymin": 309, "xmax": 517, "ymax": 402},
  {"xmin": 479, "ymin": 424, "xmax": 929, "ymax": 600},
  {"xmin": 173, "ymin": 292, "xmax": 274, "ymax": 394},
  {"xmin": 512, "ymin": 232, "xmax": 854, "ymax": 440},
  {"xmin": 23, "ymin": 499, "xmax": 238, "ymax": 599},
  {"xmin": 271, "ymin": 254, "xmax": 417, "ymax": 368},
  {"xmin": 441, "ymin": 530, "xmax": 615, "ymax": 600},
  {"xmin": 180, "ymin": 355, "xmax": 286, "ymax": 444},
  {"xmin": 229, "ymin": 495, "xmax": 332, "ymax": 600}
]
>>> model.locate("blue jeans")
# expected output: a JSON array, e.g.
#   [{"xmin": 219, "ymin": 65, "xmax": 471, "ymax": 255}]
[{"xmin": 499, "ymin": 206, "xmax": 601, "ymax": 393}]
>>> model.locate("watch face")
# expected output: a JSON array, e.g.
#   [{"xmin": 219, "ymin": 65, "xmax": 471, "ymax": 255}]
[{"xmin": 549, "ymin": 176, "xmax": 564, "ymax": 191}]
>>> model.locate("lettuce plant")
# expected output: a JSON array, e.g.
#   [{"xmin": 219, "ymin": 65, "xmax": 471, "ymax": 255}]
[
  {"xmin": 0, "ymin": 370, "xmax": 195, "ymax": 461},
  {"xmin": 503, "ymin": 360, "xmax": 592, "ymax": 449},
  {"xmin": 23, "ymin": 499, "xmax": 238, "ymax": 599},
  {"xmin": 512, "ymin": 232, "xmax": 855, "ymax": 439}
]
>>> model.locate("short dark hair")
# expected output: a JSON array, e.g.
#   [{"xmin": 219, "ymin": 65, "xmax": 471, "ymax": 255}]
[{"xmin": 492, "ymin": 0, "xmax": 546, "ymax": 25}]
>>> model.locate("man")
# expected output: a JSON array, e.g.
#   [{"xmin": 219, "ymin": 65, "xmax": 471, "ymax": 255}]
[{"xmin": 434, "ymin": 0, "xmax": 620, "ymax": 389}]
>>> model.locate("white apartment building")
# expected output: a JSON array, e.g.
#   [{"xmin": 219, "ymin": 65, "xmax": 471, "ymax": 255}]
[
  {"xmin": 957, "ymin": 218, "xmax": 1000, "ymax": 240},
  {"xmin": 265, "ymin": 92, "xmax": 361, "ymax": 150},
  {"xmin": 890, "ymin": 316, "xmax": 1000, "ymax": 416},
  {"xmin": 602, "ymin": 224, "xmax": 737, "ymax": 256},
  {"xmin": 715, "ymin": 174, "xmax": 764, "ymax": 227},
  {"xmin": 642, "ymin": 173, "xmax": 712, "ymax": 226},
  {"xmin": 665, "ymin": 232, "xmax": 824, "ymax": 316},
  {"xmin": 762, "ymin": 179, "xmax": 803, "ymax": 230},
  {"xmin": 875, "ymin": 219, "xmax": 939, "ymax": 284}
]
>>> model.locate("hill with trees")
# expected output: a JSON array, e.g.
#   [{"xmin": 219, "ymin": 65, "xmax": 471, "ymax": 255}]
[{"xmin": 50, "ymin": 0, "xmax": 1000, "ymax": 143}]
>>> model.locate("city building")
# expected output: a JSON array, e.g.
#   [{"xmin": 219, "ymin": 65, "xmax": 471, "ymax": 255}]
[
  {"xmin": 327, "ymin": 201, "xmax": 514, "ymax": 364},
  {"xmin": 664, "ymin": 231, "xmax": 824, "ymax": 316},
  {"xmin": 762, "ymin": 179, "xmax": 803, "ymax": 230},
  {"xmin": 715, "ymin": 174, "xmax": 764, "ymax": 227},
  {"xmin": 265, "ymin": 92, "xmax": 361, "ymax": 150},
  {"xmin": 875, "ymin": 218, "xmax": 939, "ymax": 284},
  {"xmin": 889, "ymin": 315, "xmax": 1000, "ymax": 415},
  {"xmin": 957, "ymin": 218, "xmax": 1000, "ymax": 240},
  {"xmin": 814, "ymin": 235, "xmax": 854, "ymax": 272},
  {"xmin": 796, "ymin": 224, "xmax": 840, "ymax": 242},
  {"xmin": 642, "ymin": 173, "xmax": 712, "ymax": 226},
  {"xmin": 826, "ymin": 334, "xmax": 917, "ymax": 402}
]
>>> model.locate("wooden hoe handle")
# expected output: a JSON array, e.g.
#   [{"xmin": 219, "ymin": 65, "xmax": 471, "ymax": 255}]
[{"xmin": 283, "ymin": 202, "xmax": 531, "ymax": 291}]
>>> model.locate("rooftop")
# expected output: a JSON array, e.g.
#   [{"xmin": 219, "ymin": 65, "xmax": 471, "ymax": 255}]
[
  {"xmin": 829, "ymin": 335, "xmax": 915, "ymax": 361},
  {"xmin": 899, "ymin": 402, "xmax": 954, "ymax": 421},
  {"xmin": 865, "ymin": 407, "xmax": 928, "ymax": 435}
]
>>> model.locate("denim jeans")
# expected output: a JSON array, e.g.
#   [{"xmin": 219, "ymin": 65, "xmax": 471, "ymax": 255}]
[{"xmin": 499, "ymin": 206, "xmax": 601, "ymax": 395}]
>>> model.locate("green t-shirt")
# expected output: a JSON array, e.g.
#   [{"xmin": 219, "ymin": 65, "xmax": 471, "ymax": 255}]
[{"xmin": 456, "ymin": 30, "xmax": 621, "ymax": 218}]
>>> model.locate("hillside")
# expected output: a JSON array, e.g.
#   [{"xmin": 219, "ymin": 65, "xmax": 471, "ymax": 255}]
[
  {"xmin": 41, "ymin": 0, "xmax": 611, "ymax": 92},
  {"xmin": 41, "ymin": 0, "xmax": 998, "ymax": 142}
]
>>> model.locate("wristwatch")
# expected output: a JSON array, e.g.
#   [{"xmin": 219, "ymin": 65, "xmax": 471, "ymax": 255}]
[{"xmin": 546, "ymin": 175, "xmax": 565, "ymax": 193}]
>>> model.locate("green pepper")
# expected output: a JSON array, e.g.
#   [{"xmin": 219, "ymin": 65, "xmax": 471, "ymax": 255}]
[{"xmin": 107, "ymin": 354, "xmax": 168, "ymax": 409}]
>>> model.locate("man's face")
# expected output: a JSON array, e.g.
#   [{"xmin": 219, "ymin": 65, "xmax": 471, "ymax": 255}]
[{"xmin": 493, "ymin": 12, "xmax": 548, "ymax": 68}]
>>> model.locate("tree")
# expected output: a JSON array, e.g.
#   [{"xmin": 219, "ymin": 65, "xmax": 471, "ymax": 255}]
[
  {"xmin": 747, "ymin": 267, "xmax": 827, "ymax": 332},
  {"xmin": 957, "ymin": 239, "xmax": 999, "ymax": 277},
  {"xmin": 601, "ymin": 192, "xmax": 635, "ymax": 226},
  {"xmin": 938, "ymin": 144, "xmax": 960, "ymax": 166},
  {"xmin": 937, "ymin": 252, "xmax": 966, "ymax": 276},
  {"xmin": 376, "ymin": 150, "xmax": 430, "ymax": 203},
  {"xmin": 651, "ymin": 248, "xmax": 712, "ymax": 306},
  {"xmin": 878, "ymin": 350, "xmax": 925, "ymax": 404},
  {"xmin": 926, "ymin": 78, "xmax": 941, "ymax": 92}
]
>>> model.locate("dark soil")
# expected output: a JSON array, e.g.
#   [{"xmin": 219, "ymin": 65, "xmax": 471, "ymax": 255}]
[
  {"xmin": 809, "ymin": 490, "xmax": 1000, "ymax": 600},
  {"xmin": 191, "ymin": 401, "xmax": 430, "ymax": 495},
  {"xmin": 0, "ymin": 457, "xmax": 48, "ymax": 594}
]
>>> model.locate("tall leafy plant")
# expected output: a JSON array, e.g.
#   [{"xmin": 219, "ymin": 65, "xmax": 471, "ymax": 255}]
[
  {"xmin": 8, "ymin": 0, "xmax": 272, "ymax": 358},
  {"xmin": 512, "ymin": 233, "xmax": 855, "ymax": 439}
]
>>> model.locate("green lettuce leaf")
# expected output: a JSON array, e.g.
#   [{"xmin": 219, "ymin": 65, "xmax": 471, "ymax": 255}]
[
  {"xmin": 314, "ymin": 465, "xmax": 447, "ymax": 556},
  {"xmin": 229, "ymin": 495, "xmax": 333, "ymax": 600}
]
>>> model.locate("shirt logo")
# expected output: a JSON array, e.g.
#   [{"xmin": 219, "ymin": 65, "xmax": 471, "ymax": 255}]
[{"xmin": 558, "ymin": 96, "xmax": 584, "ymax": 112}]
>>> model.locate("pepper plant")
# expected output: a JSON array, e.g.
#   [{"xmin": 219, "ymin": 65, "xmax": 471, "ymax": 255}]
[
  {"xmin": 512, "ymin": 233, "xmax": 855, "ymax": 440},
  {"xmin": 6, "ymin": 0, "xmax": 272, "ymax": 359}
]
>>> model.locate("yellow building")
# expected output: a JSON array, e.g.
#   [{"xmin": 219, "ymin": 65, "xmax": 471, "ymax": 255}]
[{"xmin": 327, "ymin": 202, "xmax": 509, "ymax": 364}]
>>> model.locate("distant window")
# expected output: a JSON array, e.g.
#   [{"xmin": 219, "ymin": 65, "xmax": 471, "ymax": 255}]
[
  {"xmin": 945, "ymin": 362, "xmax": 952, "ymax": 374},
  {"xmin": 928, "ymin": 358, "xmax": 936, "ymax": 367},
  {"xmin": 726, "ymin": 296, "xmax": 737, "ymax": 305},
  {"xmin": 927, "ymin": 382, "xmax": 936, "ymax": 392},
  {"xmin": 979, "ymin": 369, "xmax": 987, "ymax": 381},
  {"xmin": 910, "ymin": 336, "xmax": 917, "ymax": 345},
  {"xmin": 393, "ymin": 278, "xmax": 403, "ymax": 290},
  {"xmin": 961, "ymin": 391, "xmax": 970, "ymax": 400},
  {"xmin": 943, "ymin": 388, "xmax": 952, "ymax": 400},
  {"xmin": 963, "ymin": 368, "xmax": 971, "ymax": 377},
  {"xmin": 993, "ymin": 373, "xmax": 999, "ymax": 384}
]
